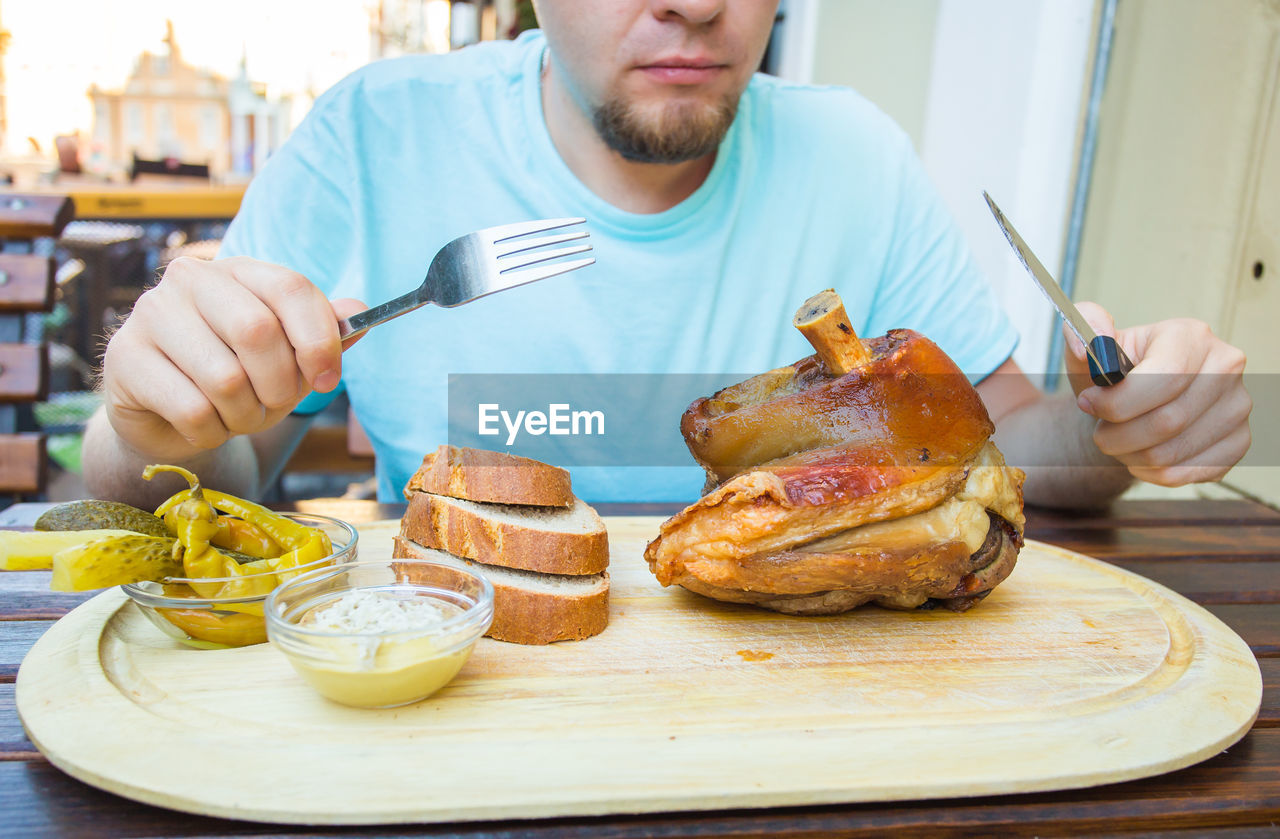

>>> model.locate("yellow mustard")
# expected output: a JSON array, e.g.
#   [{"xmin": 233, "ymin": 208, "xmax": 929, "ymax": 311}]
[
  {"xmin": 286, "ymin": 590, "xmax": 471, "ymax": 708},
  {"xmin": 289, "ymin": 637, "xmax": 472, "ymax": 708}
]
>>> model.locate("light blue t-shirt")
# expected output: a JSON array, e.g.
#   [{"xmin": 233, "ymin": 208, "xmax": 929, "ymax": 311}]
[{"xmin": 220, "ymin": 30, "xmax": 1017, "ymax": 503}]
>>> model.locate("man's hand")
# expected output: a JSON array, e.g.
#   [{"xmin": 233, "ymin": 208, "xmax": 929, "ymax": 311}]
[
  {"xmin": 1063, "ymin": 303, "xmax": 1251, "ymax": 486},
  {"xmin": 100, "ymin": 256, "xmax": 367, "ymax": 461}
]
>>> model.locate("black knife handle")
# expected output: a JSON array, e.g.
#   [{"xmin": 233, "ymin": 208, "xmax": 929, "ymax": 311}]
[{"xmin": 1088, "ymin": 335, "xmax": 1135, "ymax": 387}]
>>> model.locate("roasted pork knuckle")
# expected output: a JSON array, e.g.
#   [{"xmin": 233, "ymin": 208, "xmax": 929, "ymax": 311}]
[{"xmin": 645, "ymin": 292, "xmax": 1026, "ymax": 615}]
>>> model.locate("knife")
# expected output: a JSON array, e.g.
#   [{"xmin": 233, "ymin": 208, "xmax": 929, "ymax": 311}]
[{"xmin": 982, "ymin": 191, "xmax": 1134, "ymax": 387}]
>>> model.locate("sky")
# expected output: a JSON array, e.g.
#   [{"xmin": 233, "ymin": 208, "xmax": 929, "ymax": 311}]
[{"xmin": 2, "ymin": 0, "xmax": 379, "ymax": 155}]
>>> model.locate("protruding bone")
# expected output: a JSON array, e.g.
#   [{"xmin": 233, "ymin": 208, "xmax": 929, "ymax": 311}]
[{"xmin": 792, "ymin": 289, "xmax": 871, "ymax": 375}]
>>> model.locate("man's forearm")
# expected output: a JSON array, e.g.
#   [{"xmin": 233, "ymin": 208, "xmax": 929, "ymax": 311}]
[
  {"xmin": 991, "ymin": 392, "xmax": 1134, "ymax": 510},
  {"xmin": 81, "ymin": 408, "xmax": 260, "ymax": 509}
]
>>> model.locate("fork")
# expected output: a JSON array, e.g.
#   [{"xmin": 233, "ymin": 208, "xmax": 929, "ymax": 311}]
[{"xmin": 337, "ymin": 217, "xmax": 594, "ymax": 340}]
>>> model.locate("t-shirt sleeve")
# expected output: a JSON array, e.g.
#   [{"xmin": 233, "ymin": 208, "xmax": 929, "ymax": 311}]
[
  {"xmin": 291, "ymin": 382, "xmax": 345, "ymax": 417},
  {"xmin": 862, "ymin": 133, "xmax": 1018, "ymax": 383}
]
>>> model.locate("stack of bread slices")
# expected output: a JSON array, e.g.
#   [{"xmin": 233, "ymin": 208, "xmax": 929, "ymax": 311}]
[{"xmin": 393, "ymin": 445, "xmax": 610, "ymax": 644}]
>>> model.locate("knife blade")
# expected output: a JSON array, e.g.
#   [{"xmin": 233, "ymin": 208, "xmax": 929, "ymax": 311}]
[{"xmin": 982, "ymin": 191, "xmax": 1134, "ymax": 387}]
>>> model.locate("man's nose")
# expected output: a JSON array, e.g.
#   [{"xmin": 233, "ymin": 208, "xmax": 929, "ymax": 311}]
[{"xmin": 650, "ymin": 0, "xmax": 726, "ymax": 26}]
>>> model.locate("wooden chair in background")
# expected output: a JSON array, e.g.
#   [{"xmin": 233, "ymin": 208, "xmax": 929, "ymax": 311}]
[
  {"xmin": 57, "ymin": 221, "xmax": 147, "ymax": 370},
  {"xmin": 0, "ymin": 194, "xmax": 74, "ymax": 504},
  {"xmin": 275, "ymin": 405, "xmax": 377, "ymax": 501}
]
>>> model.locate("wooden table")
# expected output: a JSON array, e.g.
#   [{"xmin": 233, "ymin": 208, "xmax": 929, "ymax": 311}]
[{"xmin": 2, "ymin": 499, "xmax": 1278, "ymax": 837}]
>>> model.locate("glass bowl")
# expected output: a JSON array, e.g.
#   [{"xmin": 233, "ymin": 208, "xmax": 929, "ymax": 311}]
[
  {"xmin": 264, "ymin": 558, "xmax": 494, "ymax": 709},
  {"xmin": 122, "ymin": 512, "xmax": 358, "ymax": 650}
]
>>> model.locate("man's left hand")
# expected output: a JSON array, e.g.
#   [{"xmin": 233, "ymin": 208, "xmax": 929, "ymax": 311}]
[{"xmin": 1064, "ymin": 302, "xmax": 1252, "ymax": 486}]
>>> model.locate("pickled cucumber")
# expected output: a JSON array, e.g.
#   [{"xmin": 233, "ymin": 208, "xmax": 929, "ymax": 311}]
[
  {"xmin": 0, "ymin": 529, "xmax": 137, "ymax": 571},
  {"xmin": 35, "ymin": 500, "xmax": 171, "ymax": 537},
  {"xmin": 50, "ymin": 534, "xmax": 182, "ymax": 591}
]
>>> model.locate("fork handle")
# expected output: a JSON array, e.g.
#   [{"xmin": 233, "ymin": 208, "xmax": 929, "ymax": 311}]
[{"xmin": 337, "ymin": 289, "xmax": 432, "ymax": 342}]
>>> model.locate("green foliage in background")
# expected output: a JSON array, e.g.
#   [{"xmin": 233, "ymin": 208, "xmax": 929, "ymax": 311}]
[
  {"xmin": 34, "ymin": 391, "xmax": 103, "ymax": 474},
  {"xmin": 511, "ymin": 0, "xmax": 538, "ymax": 37}
]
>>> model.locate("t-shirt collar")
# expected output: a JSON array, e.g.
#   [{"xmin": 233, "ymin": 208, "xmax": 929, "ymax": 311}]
[{"xmin": 519, "ymin": 30, "xmax": 745, "ymax": 239}]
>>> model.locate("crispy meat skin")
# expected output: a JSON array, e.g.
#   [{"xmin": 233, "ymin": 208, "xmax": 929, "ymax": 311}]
[
  {"xmin": 647, "ymin": 441, "xmax": 1025, "ymax": 604},
  {"xmin": 645, "ymin": 453, "xmax": 974, "ymax": 584},
  {"xmin": 646, "ymin": 329, "xmax": 1026, "ymax": 615},
  {"xmin": 682, "ymin": 329, "xmax": 993, "ymax": 486}
]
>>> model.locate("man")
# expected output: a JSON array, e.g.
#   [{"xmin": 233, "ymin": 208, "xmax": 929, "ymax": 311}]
[{"xmin": 83, "ymin": 0, "xmax": 1251, "ymax": 508}]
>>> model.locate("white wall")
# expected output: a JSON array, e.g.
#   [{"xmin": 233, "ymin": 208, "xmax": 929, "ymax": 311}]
[
  {"xmin": 809, "ymin": 0, "xmax": 940, "ymax": 146},
  {"xmin": 922, "ymin": 0, "xmax": 1094, "ymax": 378},
  {"xmin": 774, "ymin": 0, "xmax": 820, "ymax": 84},
  {"xmin": 780, "ymin": 0, "xmax": 1095, "ymax": 379}
]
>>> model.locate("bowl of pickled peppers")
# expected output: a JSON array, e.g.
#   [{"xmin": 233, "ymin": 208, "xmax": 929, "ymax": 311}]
[{"xmin": 43, "ymin": 464, "xmax": 358, "ymax": 649}]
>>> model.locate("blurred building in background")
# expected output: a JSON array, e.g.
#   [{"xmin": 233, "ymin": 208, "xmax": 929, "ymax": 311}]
[
  {"xmin": 370, "ymin": 0, "xmax": 453, "ymax": 57},
  {"xmin": 86, "ymin": 22, "xmax": 289, "ymax": 181},
  {"xmin": 368, "ymin": 0, "xmax": 519, "ymax": 58},
  {"xmin": 0, "ymin": 12, "xmax": 9, "ymax": 157}
]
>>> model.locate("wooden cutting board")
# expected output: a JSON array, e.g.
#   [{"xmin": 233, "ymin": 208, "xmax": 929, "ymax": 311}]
[{"xmin": 16, "ymin": 517, "xmax": 1262, "ymax": 826}]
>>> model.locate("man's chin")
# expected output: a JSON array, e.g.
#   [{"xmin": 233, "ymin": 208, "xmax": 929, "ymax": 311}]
[{"xmin": 593, "ymin": 98, "xmax": 738, "ymax": 164}]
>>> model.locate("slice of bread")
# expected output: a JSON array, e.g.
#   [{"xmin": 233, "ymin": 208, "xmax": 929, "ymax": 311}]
[
  {"xmin": 400, "ymin": 491, "xmax": 609, "ymax": 576},
  {"xmin": 403, "ymin": 445, "xmax": 573, "ymax": 507},
  {"xmin": 393, "ymin": 537, "xmax": 609, "ymax": 645}
]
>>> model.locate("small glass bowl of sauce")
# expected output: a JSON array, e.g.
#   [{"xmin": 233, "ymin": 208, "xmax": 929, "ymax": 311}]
[{"xmin": 265, "ymin": 558, "xmax": 494, "ymax": 708}]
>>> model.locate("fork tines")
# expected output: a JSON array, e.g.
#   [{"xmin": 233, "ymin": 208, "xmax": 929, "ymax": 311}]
[
  {"xmin": 489, "ymin": 217, "xmax": 594, "ymax": 282},
  {"xmin": 488, "ymin": 217, "xmax": 586, "ymax": 242}
]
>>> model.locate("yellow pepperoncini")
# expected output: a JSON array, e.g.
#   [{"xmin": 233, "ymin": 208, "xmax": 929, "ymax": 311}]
[
  {"xmin": 116, "ymin": 465, "xmax": 339, "ymax": 648},
  {"xmin": 155, "ymin": 600, "xmax": 269, "ymax": 648},
  {"xmin": 199, "ymin": 489, "xmax": 332, "ymax": 579},
  {"xmin": 157, "ymin": 491, "xmax": 330, "ymax": 575},
  {"xmin": 162, "ymin": 509, "xmax": 281, "ymax": 559},
  {"xmin": 143, "ymin": 465, "xmax": 234, "ymax": 598},
  {"xmin": 151, "ymin": 469, "xmax": 333, "ymax": 601}
]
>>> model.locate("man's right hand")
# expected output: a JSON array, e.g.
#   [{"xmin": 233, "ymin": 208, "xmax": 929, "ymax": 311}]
[{"xmin": 100, "ymin": 256, "xmax": 367, "ymax": 461}]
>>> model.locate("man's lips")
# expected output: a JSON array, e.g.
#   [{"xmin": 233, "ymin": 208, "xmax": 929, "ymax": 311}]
[{"xmin": 636, "ymin": 59, "xmax": 728, "ymax": 85}]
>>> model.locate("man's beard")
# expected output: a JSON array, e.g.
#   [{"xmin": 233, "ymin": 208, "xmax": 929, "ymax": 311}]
[{"xmin": 592, "ymin": 97, "xmax": 738, "ymax": 164}]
